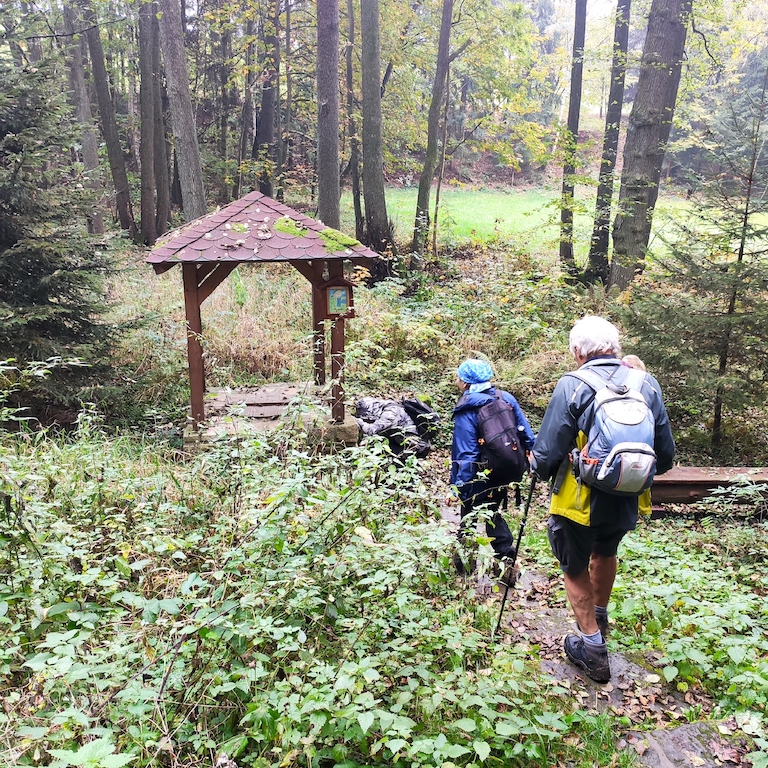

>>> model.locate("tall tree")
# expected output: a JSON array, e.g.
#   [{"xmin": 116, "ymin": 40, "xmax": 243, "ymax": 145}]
[
  {"xmin": 586, "ymin": 0, "xmax": 631, "ymax": 283},
  {"xmin": 256, "ymin": 2, "xmax": 279, "ymax": 197},
  {"xmin": 609, "ymin": 0, "xmax": 691, "ymax": 289},
  {"xmin": 158, "ymin": 0, "xmax": 207, "ymax": 220},
  {"xmin": 78, "ymin": 0, "xmax": 136, "ymax": 237},
  {"xmin": 345, "ymin": 0, "xmax": 363, "ymax": 241},
  {"xmin": 235, "ymin": 19, "xmax": 256, "ymax": 200},
  {"xmin": 0, "ymin": 60, "xmax": 113, "ymax": 371},
  {"xmin": 360, "ymin": 0, "xmax": 394, "ymax": 254},
  {"xmin": 317, "ymin": 0, "xmax": 340, "ymax": 228},
  {"xmin": 558, "ymin": 0, "xmax": 586, "ymax": 276},
  {"xmin": 620, "ymin": 61, "xmax": 768, "ymax": 448},
  {"xmin": 151, "ymin": 7, "xmax": 170, "ymax": 236},
  {"xmin": 63, "ymin": 3, "xmax": 104, "ymax": 234},
  {"xmin": 412, "ymin": 0, "xmax": 454, "ymax": 259},
  {"xmin": 138, "ymin": 0, "xmax": 157, "ymax": 245}
]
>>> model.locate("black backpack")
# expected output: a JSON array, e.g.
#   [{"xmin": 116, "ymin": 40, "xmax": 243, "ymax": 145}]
[
  {"xmin": 476, "ymin": 392, "xmax": 529, "ymax": 487},
  {"xmin": 401, "ymin": 398, "xmax": 442, "ymax": 441}
]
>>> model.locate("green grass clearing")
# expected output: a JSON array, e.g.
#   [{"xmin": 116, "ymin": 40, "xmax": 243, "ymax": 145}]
[{"xmin": 340, "ymin": 185, "xmax": 689, "ymax": 265}]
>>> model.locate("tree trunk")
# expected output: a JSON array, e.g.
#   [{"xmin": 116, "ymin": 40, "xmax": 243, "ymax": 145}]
[
  {"xmin": 78, "ymin": 0, "xmax": 136, "ymax": 237},
  {"xmin": 138, "ymin": 0, "xmax": 157, "ymax": 245},
  {"xmin": 609, "ymin": 0, "xmax": 691, "ymax": 290},
  {"xmin": 360, "ymin": 0, "xmax": 394, "ymax": 255},
  {"xmin": 152, "ymin": 7, "xmax": 170, "ymax": 236},
  {"xmin": 158, "ymin": 0, "xmax": 207, "ymax": 220},
  {"xmin": 317, "ymin": 0, "xmax": 340, "ymax": 228},
  {"xmin": 218, "ymin": 28, "xmax": 232, "ymax": 204},
  {"xmin": 558, "ymin": 0, "xmax": 586, "ymax": 276},
  {"xmin": 256, "ymin": 9, "xmax": 279, "ymax": 198},
  {"xmin": 235, "ymin": 20, "xmax": 256, "ymax": 200},
  {"xmin": 63, "ymin": 3, "xmax": 104, "ymax": 234},
  {"xmin": 432, "ymin": 66, "xmax": 451, "ymax": 256},
  {"xmin": 346, "ymin": 0, "xmax": 364, "ymax": 241},
  {"xmin": 586, "ymin": 0, "xmax": 631, "ymax": 283},
  {"xmin": 282, "ymin": 1, "xmax": 293, "ymax": 177},
  {"xmin": 412, "ymin": 0, "xmax": 453, "ymax": 258}
]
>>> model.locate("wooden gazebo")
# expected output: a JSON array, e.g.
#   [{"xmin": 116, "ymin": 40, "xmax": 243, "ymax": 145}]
[{"xmin": 146, "ymin": 190, "xmax": 378, "ymax": 427}]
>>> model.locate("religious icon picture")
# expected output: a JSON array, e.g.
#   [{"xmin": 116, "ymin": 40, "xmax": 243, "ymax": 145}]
[{"xmin": 327, "ymin": 286, "xmax": 351, "ymax": 315}]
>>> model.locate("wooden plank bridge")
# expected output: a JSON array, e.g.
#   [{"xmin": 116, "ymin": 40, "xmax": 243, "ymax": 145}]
[{"xmin": 652, "ymin": 467, "xmax": 768, "ymax": 505}]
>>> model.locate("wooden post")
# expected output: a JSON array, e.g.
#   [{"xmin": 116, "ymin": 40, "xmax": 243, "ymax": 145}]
[
  {"xmin": 331, "ymin": 317, "xmax": 345, "ymax": 421},
  {"xmin": 329, "ymin": 261, "xmax": 345, "ymax": 421},
  {"xmin": 182, "ymin": 264, "xmax": 205, "ymax": 427},
  {"xmin": 312, "ymin": 285, "xmax": 326, "ymax": 385}
]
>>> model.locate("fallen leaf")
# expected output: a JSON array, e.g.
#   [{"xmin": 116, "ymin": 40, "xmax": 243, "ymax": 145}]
[
  {"xmin": 709, "ymin": 739, "xmax": 740, "ymax": 763},
  {"xmin": 645, "ymin": 674, "xmax": 661, "ymax": 683},
  {"xmin": 682, "ymin": 750, "xmax": 705, "ymax": 766},
  {"xmin": 633, "ymin": 740, "xmax": 649, "ymax": 756}
]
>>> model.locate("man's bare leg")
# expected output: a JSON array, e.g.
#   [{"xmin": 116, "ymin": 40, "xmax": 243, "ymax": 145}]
[
  {"xmin": 590, "ymin": 553, "xmax": 617, "ymax": 608},
  {"xmin": 563, "ymin": 568, "xmax": 599, "ymax": 635}
]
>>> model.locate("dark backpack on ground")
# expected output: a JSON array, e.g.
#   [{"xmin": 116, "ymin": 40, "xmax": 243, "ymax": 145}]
[
  {"xmin": 401, "ymin": 398, "xmax": 442, "ymax": 442},
  {"xmin": 567, "ymin": 366, "xmax": 657, "ymax": 496},
  {"xmin": 476, "ymin": 392, "xmax": 529, "ymax": 487}
]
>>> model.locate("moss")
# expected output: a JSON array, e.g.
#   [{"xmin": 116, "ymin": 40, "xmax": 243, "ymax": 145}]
[
  {"xmin": 319, "ymin": 228, "xmax": 361, "ymax": 252},
  {"xmin": 275, "ymin": 216, "xmax": 308, "ymax": 237}
]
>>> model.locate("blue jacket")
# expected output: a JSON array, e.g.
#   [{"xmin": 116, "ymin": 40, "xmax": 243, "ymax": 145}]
[{"xmin": 450, "ymin": 387, "xmax": 536, "ymax": 501}]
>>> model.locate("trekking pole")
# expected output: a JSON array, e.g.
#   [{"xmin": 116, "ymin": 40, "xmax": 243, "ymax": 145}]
[{"xmin": 493, "ymin": 474, "xmax": 537, "ymax": 639}]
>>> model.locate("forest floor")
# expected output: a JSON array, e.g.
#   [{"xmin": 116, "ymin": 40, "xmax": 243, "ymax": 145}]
[{"xmin": 419, "ymin": 448, "xmax": 755, "ymax": 767}]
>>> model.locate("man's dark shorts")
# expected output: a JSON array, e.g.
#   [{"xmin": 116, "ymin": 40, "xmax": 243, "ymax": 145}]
[{"xmin": 547, "ymin": 514, "xmax": 630, "ymax": 575}]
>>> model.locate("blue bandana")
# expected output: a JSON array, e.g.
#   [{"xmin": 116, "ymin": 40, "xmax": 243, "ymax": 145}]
[{"xmin": 457, "ymin": 359, "xmax": 493, "ymax": 384}]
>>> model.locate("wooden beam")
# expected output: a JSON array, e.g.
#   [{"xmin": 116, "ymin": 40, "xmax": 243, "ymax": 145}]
[
  {"xmin": 329, "ymin": 261, "xmax": 345, "ymax": 421},
  {"xmin": 198, "ymin": 262, "xmax": 239, "ymax": 304},
  {"xmin": 290, "ymin": 259, "xmax": 325, "ymax": 286},
  {"xmin": 291, "ymin": 260, "xmax": 327, "ymax": 385},
  {"xmin": 312, "ymin": 286, "xmax": 326, "ymax": 385},
  {"xmin": 331, "ymin": 317, "xmax": 345, "ymax": 421},
  {"xmin": 182, "ymin": 263, "xmax": 205, "ymax": 427}
]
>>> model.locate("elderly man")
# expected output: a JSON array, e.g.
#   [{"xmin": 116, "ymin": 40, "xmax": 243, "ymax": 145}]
[{"xmin": 531, "ymin": 316, "xmax": 675, "ymax": 683}]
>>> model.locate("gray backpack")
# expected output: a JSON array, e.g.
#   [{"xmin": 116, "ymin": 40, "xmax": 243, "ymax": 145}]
[{"xmin": 567, "ymin": 366, "xmax": 656, "ymax": 496}]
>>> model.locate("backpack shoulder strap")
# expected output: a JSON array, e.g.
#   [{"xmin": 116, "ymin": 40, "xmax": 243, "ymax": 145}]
[{"xmin": 567, "ymin": 363, "xmax": 638, "ymax": 396}]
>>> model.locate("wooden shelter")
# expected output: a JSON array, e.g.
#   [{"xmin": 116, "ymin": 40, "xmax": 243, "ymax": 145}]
[{"xmin": 146, "ymin": 190, "xmax": 379, "ymax": 427}]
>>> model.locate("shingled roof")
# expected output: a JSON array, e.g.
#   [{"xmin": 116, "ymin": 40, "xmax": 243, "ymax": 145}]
[{"xmin": 146, "ymin": 189, "xmax": 378, "ymax": 270}]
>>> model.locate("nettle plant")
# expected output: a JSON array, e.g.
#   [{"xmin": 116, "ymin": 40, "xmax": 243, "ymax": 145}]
[{"xmin": 1, "ymin": 406, "xmax": 625, "ymax": 768}]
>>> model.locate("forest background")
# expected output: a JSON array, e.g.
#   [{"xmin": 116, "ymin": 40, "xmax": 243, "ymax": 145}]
[{"xmin": 2, "ymin": 0, "xmax": 768, "ymax": 766}]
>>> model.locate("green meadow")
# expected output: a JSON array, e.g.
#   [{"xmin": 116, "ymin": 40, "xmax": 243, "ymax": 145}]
[{"xmin": 340, "ymin": 185, "xmax": 688, "ymax": 262}]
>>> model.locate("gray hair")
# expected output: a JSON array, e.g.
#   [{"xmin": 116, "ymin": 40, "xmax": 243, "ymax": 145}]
[{"xmin": 569, "ymin": 315, "xmax": 622, "ymax": 359}]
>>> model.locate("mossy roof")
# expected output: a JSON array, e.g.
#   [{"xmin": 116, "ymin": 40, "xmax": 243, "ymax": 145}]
[{"xmin": 146, "ymin": 190, "xmax": 377, "ymax": 270}]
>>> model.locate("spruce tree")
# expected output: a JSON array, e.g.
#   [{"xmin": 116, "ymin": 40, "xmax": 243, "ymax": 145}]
[
  {"xmin": 620, "ymin": 58, "xmax": 768, "ymax": 450},
  {"xmin": 0, "ymin": 57, "xmax": 114, "ymax": 406}
]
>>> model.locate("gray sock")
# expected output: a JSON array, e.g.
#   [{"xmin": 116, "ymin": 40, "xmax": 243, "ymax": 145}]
[
  {"xmin": 595, "ymin": 605, "xmax": 608, "ymax": 619},
  {"xmin": 582, "ymin": 629, "xmax": 604, "ymax": 646}
]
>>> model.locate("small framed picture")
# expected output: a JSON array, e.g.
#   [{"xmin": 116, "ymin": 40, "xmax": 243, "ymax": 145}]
[{"xmin": 327, "ymin": 286, "xmax": 351, "ymax": 315}]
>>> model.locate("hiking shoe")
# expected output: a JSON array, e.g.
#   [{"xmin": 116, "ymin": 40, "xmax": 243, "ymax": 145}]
[
  {"xmin": 596, "ymin": 611, "xmax": 610, "ymax": 641},
  {"xmin": 452, "ymin": 552, "xmax": 476, "ymax": 576},
  {"xmin": 564, "ymin": 634, "xmax": 611, "ymax": 683},
  {"xmin": 496, "ymin": 557, "xmax": 519, "ymax": 588}
]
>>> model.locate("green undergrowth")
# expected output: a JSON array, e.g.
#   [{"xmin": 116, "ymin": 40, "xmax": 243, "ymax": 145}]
[
  {"xmin": 611, "ymin": 507, "xmax": 768, "ymax": 713},
  {"xmin": 2, "ymin": 412, "xmax": 636, "ymax": 768}
]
